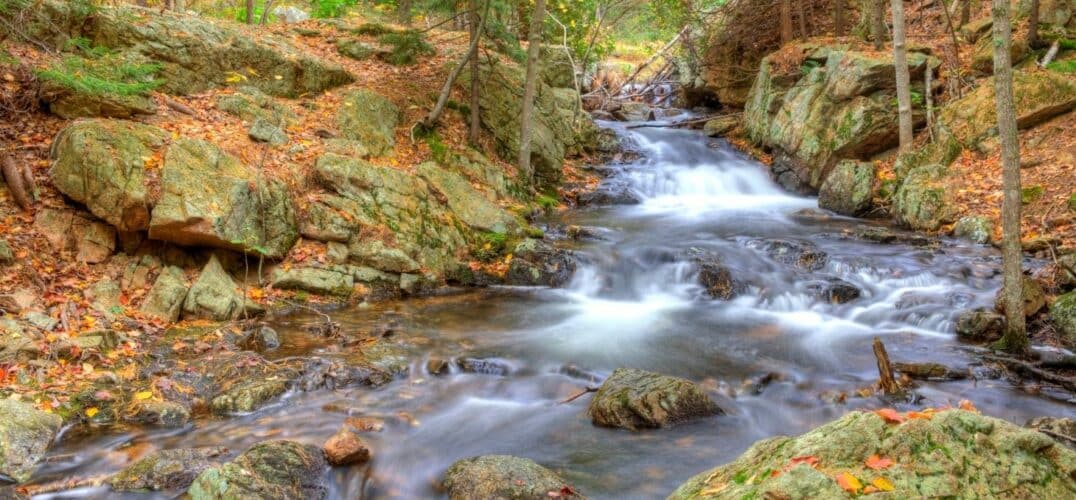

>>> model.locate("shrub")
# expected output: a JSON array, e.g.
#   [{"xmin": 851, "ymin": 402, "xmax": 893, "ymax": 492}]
[
  {"xmin": 38, "ymin": 53, "xmax": 163, "ymax": 97},
  {"xmin": 378, "ymin": 30, "xmax": 434, "ymax": 66}
]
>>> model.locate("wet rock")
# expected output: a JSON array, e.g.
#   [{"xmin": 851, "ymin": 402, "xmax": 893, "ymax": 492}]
[
  {"xmin": 110, "ymin": 447, "xmax": 227, "ymax": 492},
  {"xmin": 1026, "ymin": 417, "xmax": 1076, "ymax": 449},
  {"xmin": 853, "ymin": 226, "xmax": 935, "ymax": 247},
  {"xmin": 1050, "ymin": 291, "xmax": 1076, "ymax": 343},
  {"xmin": 140, "ymin": 266, "xmax": 189, "ymax": 323},
  {"xmin": 0, "ymin": 399, "xmax": 63, "ymax": 483},
  {"xmin": 955, "ymin": 309, "xmax": 1005, "ymax": 342},
  {"xmin": 752, "ymin": 239, "xmax": 829, "ymax": 271},
  {"xmin": 188, "ymin": 440, "xmax": 328, "ymax": 499},
  {"xmin": 322, "ymin": 426, "xmax": 371, "ymax": 465},
  {"xmin": 893, "ymin": 362, "xmax": 967, "ymax": 380},
  {"xmin": 587, "ymin": 368, "xmax": 721, "ymax": 430},
  {"xmin": 613, "ymin": 102, "xmax": 653, "ymax": 122},
  {"xmin": 336, "ymin": 89, "xmax": 398, "ymax": 157},
  {"xmin": 49, "ymin": 119, "xmax": 166, "ymax": 231},
  {"xmin": 695, "ymin": 256, "xmax": 744, "ymax": 300},
  {"xmin": 239, "ymin": 326, "xmax": 281, "ymax": 352},
  {"xmin": 808, "ymin": 278, "xmax": 862, "ymax": 304},
  {"xmin": 426, "ymin": 357, "xmax": 450, "ymax": 375},
  {"xmin": 953, "ymin": 216, "xmax": 994, "ymax": 244},
  {"xmin": 443, "ymin": 455, "xmax": 585, "ymax": 500},
  {"xmin": 577, "ymin": 179, "xmax": 642, "ymax": 206},
  {"xmin": 126, "ymin": 399, "xmax": 191, "ymax": 427},
  {"xmin": 593, "ymin": 128, "xmax": 620, "ymax": 153},
  {"xmin": 271, "ymin": 266, "xmax": 354, "ymax": 297},
  {"xmin": 505, "ymin": 239, "xmax": 577, "ymax": 287},
  {"xmin": 703, "ymin": 115, "xmax": 738, "ymax": 137},
  {"xmin": 669, "ymin": 409, "xmax": 1076, "ymax": 499},
  {"xmin": 994, "ymin": 275, "xmax": 1046, "ymax": 318},
  {"xmin": 456, "ymin": 357, "xmax": 514, "ymax": 376},
  {"xmin": 818, "ymin": 160, "xmax": 874, "ymax": 216},
  {"xmin": 893, "ymin": 164, "xmax": 952, "ymax": 231},
  {"xmin": 210, "ymin": 376, "xmax": 289, "ymax": 415},
  {"xmin": 418, "ymin": 162, "xmax": 521, "ymax": 234},
  {"xmin": 183, "ymin": 256, "xmax": 263, "ymax": 321}
]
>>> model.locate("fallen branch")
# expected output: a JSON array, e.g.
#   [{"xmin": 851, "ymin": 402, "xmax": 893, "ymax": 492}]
[
  {"xmin": 1, "ymin": 155, "xmax": 33, "ymax": 211},
  {"xmin": 1040, "ymin": 40, "xmax": 1060, "ymax": 68},
  {"xmin": 625, "ymin": 114, "xmax": 725, "ymax": 129},
  {"xmin": 16, "ymin": 474, "xmax": 110, "ymax": 496},
  {"xmin": 873, "ymin": 337, "xmax": 902, "ymax": 395},
  {"xmin": 558, "ymin": 386, "xmax": 598, "ymax": 404},
  {"xmin": 164, "ymin": 97, "xmax": 197, "ymax": 116},
  {"xmin": 981, "ymin": 354, "xmax": 1076, "ymax": 392},
  {"xmin": 619, "ymin": 26, "xmax": 688, "ymax": 94}
]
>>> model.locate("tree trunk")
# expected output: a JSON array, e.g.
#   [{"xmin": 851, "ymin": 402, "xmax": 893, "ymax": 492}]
[
  {"xmin": 518, "ymin": 0, "xmax": 546, "ymax": 185},
  {"xmin": 469, "ymin": 0, "xmax": 483, "ymax": 145},
  {"xmin": 992, "ymin": 0, "xmax": 1028, "ymax": 354},
  {"xmin": 173, "ymin": 0, "xmax": 185, "ymax": 12},
  {"xmin": 872, "ymin": 0, "xmax": 886, "ymax": 49},
  {"xmin": 960, "ymin": 0, "xmax": 971, "ymax": 26},
  {"xmin": 398, "ymin": 0, "xmax": 412, "ymax": 26},
  {"xmin": 246, "ymin": 0, "xmax": 254, "ymax": 24},
  {"xmin": 797, "ymin": 0, "xmax": 808, "ymax": 40},
  {"xmin": 873, "ymin": 337, "xmax": 901, "ymax": 395},
  {"xmin": 780, "ymin": 0, "xmax": 794, "ymax": 45},
  {"xmin": 421, "ymin": 0, "xmax": 490, "ymax": 129},
  {"xmin": 925, "ymin": 66, "xmax": 934, "ymax": 140},
  {"xmin": 891, "ymin": 0, "xmax": 913, "ymax": 150},
  {"xmin": 835, "ymin": 0, "xmax": 845, "ymax": 36},
  {"xmin": 1028, "ymin": 0, "xmax": 1040, "ymax": 48}
]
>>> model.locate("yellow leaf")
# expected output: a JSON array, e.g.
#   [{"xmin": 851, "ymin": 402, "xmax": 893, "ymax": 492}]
[
  {"xmin": 134, "ymin": 391, "xmax": 153, "ymax": 400},
  {"xmin": 81, "ymin": 362, "xmax": 94, "ymax": 374},
  {"xmin": 871, "ymin": 476, "xmax": 895, "ymax": 492},
  {"xmin": 85, "ymin": 407, "xmax": 99, "ymax": 418},
  {"xmin": 836, "ymin": 472, "xmax": 862, "ymax": 493}
]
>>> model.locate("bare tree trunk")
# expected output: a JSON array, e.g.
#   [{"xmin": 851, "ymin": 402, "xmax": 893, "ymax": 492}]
[
  {"xmin": 1, "ymin": 156, "xmax": 33, "ymax": 211},
  {"xmin": 469, "ymin": 0, "xmax": 482, "ymax": 145},
  {"xmin": 992, "ymin": 0, "xmax": 1028, "ymax": 354},
  {"xmin": 246, "ymin": 0, "xmax": 254, "ymax": 24},
  {"xmin": 873, "ymin": 338, "xmax": 901, "ymax": 395},
  {"xmin": 518, "ymin": 0, "xmax": 546, "ymax": 185},
  {"xmin": 260, "ymin": 0, "xmax": 275, "ymax": 24},
  {"xmin": 421, "ymin": 0, "xmax": 490, "ymax": 129},
  {"xmin": 960, "ymin": 0, "xmax": 971, "ymax": 26},
  {"xmin": 797, "ymin": 0, "xmax": 808, "ymax": 40},
  {"xmin": 835, "ymin": 0, "xmax": 845, "ymax": 36},
  {"xmin": 891, "ymin": 0, "xmax": 913, "ymax": 150},
  {"xmin": 1028, "ymin": 0, "xmax": 1040, "ymax": 48},
  {"xmin": 173, "ymin": 0, "xmax": 185, "ymax": 12},
  {"xmin": 780, "ymin": 0, "xmax": 794, "ymax": 45},
  {"xmin": 871, "ymin": 0, "xmax": 886, "ymax": 49},
  {"xmin": 925, "ymin": 66, "xmax": 934, "ymax": 141},
  {"xmin": 398, "ymin": 0, "xmax": 412, "ymax": 26}
]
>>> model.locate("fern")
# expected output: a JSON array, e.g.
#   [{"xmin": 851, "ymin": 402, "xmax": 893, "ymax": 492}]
[
  {"xmin": 378, "ymin": 30, "xmax": 434, "ymax": 66},
  {"xmin": 38, "ymin": 55, "xmax": 163, "ymax": 96}
]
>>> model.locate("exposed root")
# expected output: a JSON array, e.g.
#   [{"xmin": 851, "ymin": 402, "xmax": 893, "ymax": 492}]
[{"xmin": 1, "ymin": 155, "xmax": 34, "ymax": 210}]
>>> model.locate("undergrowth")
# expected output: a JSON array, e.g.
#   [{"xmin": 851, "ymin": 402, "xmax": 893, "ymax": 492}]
[
  {"xmin": 378, "ymin": 30, "xmax": 434, "ymax": 66},
  {"xmin": 37, "ymin": 40, "xmax": 163, "ymax": 96}
]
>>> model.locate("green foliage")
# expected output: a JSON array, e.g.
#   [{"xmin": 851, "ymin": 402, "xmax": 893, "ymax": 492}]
[
  {"xmin": 1068, "ymin": 192, "xmax": 1076, "ymax": 212},
  {"xmin": 473, "ymin": 231, "xmax": 508, "ymax": 262},
  {"xmin": 422, "ymin": 129, "xmax": 449, "ymax": 164},
  {"xmin": 353, "ymin": 22, "xmax": 393, "ymax": 36},
  {"xmin": 800, "ymin": 59, "xmax": 822, "ymax": 75},
  {"xmin": 535, "ymin": 194, "xmax": 558, "ymax": 211},
  {"xmin": 314, "ymin": 0, "xmax": 358, "ymax": 18},
  {"xmin": 38, "ymin": 48, "xmax": 163, "ymax": 97},
  {"xmin": 484, "ymin": 17, "xmax": 526, "ymax": 63},
  {"xmin": 1047, "ymin": 59, "xmax": 1076, "ymax": 74},
  {"xmin": 378, "ymin": 30, "xmax": 434, "ymax": 66},
  {"xmin": 1021, "ymin": 185, "xmax": 1044, "ymax": 204}
]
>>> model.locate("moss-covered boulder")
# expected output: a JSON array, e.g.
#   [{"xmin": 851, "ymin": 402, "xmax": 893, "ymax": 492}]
[
  {"xmin": 110, "ymin": 447, "xmax": 227, "ymax": 492},
  {"xmin": 745, "ymin": 43, "xmax": 935, "ymax": 192},
  {"xmin": 336, "ymin": 89, "xmax": 399, "ymax": 157},
  {"xmin": 49, "ymin": 119, "xmax": 167, "ymax": 232},
  {"xmin": 337, "ymin": 39, "xmax": 374, "ymax": 60},
  {"xmin": 505, "ymin": 239, "xmax": 577, "ymax": 287},
  {"xmin": 216, "ymin": 86, "xmax": 296, "ymax": 125},
  {"xmin": 1050, "ymin": 291, "xmax": 1076, "ymax": 343},
  {"xmin": 587, "ymin": 368, "xmax": 721, "ymax": 430},
  {"xmin": 818, "ymin": 160, "xmax": 874, "ymax": 216},
  {"xmin": 443, "ymin": 455, "xmax": 585, "ymax": 500},
  {"xmin": 140, "ymin": 266, "xmax": 188, "ymax": 322},
  {"xmin": 188, "ymin": 440, "xmax": 328, "ymax": 499},
  {"xmin": 956, "ymin": 308, "xmax": 1005, "ymax": 341},
  {"xmin": 668, "ymin": 409, "xmax": 1076, "ymax": 499},
  {"xmin": 182, "ymin": 255, "xmax": 263, "ymax": 321},
  {"xmin": 971, "ymin": 32, "xmax": 1030, "ymax": 75},
  {"xmin": 540, "ymin": 45, "xmax": 576, "ymax": 89},
  {"xmin": 43, "ymin": 85, "xmax": 157, "ymax": 120},
  {"xmin": 148, "ymin": 139, "xmax": 298, "ymax": 259},
  {"xmin": 995, "ymin": 275, "xmax": 1047, "ymax": 318},
  {"xmin": 953, "ymin": 215, "xmax": 994, "ymax": 244},
  {"xmin": 270, "ymin": 266, "xmax": 354, "ymax": 297},
  {"xmin": 893, "ymin": 164, "xmax": 952, "ymax": 231},
  {"xmin": 417, "ymin": 162, "xmax": 520, "ymax": 234},
  {"xmin": 0, "ymin": 400, "xmax": 62, "ymax": 483}
]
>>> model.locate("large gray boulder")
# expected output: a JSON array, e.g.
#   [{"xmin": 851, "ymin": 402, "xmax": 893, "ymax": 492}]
[
  {"xmin": 443, "ymin": 455, "xmax": 584, "ymax": 500},
  {"xmin": 417, "ymin": 162, "xmax": 520, "ymax": 234},
  {"xmin": 587, "ymin": 368, "xmax": 721, "ymax": 430},
  {"xmin": 0, "ymin": 400, "xmax": 63, "ymax": 483},
  {"xmin": 187, "ymin": 440, "xmax": 328, "ymax": 500},
  {"xmin": 818, "ymin": 160, "xmax": 874, "ymax": 216},
  {"xmin": 335, "ymin": 89, "xmax": 399, "ymax": 157},
  {"xmin": 182, "ymin": 256, "xmax": 263, "ymax": 321}
]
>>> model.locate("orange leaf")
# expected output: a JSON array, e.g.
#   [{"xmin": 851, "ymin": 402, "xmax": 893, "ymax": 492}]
[
  {"xmin": 907, "ymin": 410, "xmax": 934, "ymax": 420},
  {"xmin": 789, "ymin": 455, "xmax": 820, "ymax": 468},
  {"xmin": 865, "ymin": 454, "xmax": 894, "ymax": 470},
  {"xmin": 835, "ymin": 472, "xmax": 863, "ymax": 493},
  {"xmin": 874, "ymin": 408, "xmax": 906, "ymax": 424},
  {"xmin": 958, "ymin": 399, "xmax": 979, "ymax": 413}
]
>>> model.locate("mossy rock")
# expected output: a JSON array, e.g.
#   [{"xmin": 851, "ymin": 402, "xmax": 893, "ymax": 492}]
[
  {"xmin": 270, "ymin": 266, "xmax": 354, "ymax": 297},
  {"xmin": 182, "ymin": 255, "xmax": 264, "ymax": 321},
  {"xmin": 1021, "ymin": 185, "xmax": 1045, "ymax": 204},
  {"xmin": 110, "ymin": 447, "xmax": 227, "ymax": 492},
  {"xmin": 0, "ymin": 400, "xmax": 63, "ymax": 483},
  {"xmin": 587, "ymin": 368, "xmax": 721, "ymax": 430},
  {"xmin": 938, "ymin": 70, "xmax": 1076, "ymax": 147},
  {"xmin": 893, "ymin": 164, "xmax": 952, "ymax": 231},
  {"xmin": 336, "ymin": 39, "xmax": 374, "ymax": 60},
  {"xmin": 443, "ymin": 455, "xmax": 585, "ymax": 500},
  {"xmin": 1050, "ymin": 291, "xmax": 1076, "ymax": 343},
  {"xmin": 188, "ymin": 440, "xmax": 328, "ymax": 499},
  {"xmin": 953, "ymin": 216, "xmax": 994, "ymax": 244},
  {"xmin": 818, "ymin": 160, "xmax": 874, "ymax": 216},
  {"xmin": 971, "ymin": 33, "xmax": 1030, "ymax": 74},
  {"xmin": 335, "ymin": 89, "xmax": 399, "ymax": 157}
]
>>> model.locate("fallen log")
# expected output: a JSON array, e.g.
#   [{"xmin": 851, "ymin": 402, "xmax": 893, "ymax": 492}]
[{"xmin": 1, "ymin": 155, "xmax": 33, "ymax": 211}]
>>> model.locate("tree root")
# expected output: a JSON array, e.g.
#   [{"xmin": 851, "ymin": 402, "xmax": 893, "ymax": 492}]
[
  {"xmin": 1, "ymin": 155, "xmax": 34, "ymax": 211},
  {"xmin": 981, "ymin": 353, "xmax": 1076, "ymax": 392}
]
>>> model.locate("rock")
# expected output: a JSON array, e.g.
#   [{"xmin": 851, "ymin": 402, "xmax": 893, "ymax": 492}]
[
  {"xmin": 1056, "ymin": 252, "xmax": 1076, "ymax": 288},
  {"xmin": 85, "ymin": 279, "xmax": 121, "ymax": 315},
  {"xmin": 24, "ymin": 312, "xmax": 58, "ymax": 332},
  {"xmin": 110, "ymin": 447, "xmax": 228, "ymax": 492},
  {"xmin": 703, "ymin": 115, "xmax": 739, "ymax": 136},
  {"xmin": 216, "ymin": 86, "xmax": 296, "ymax": 125},
  {"xmin": 271, "ymin": 266, "xmax": 354, "ymax": 297},
  {"xmin": 182, "ymin": 256, "xmax": 263, "ymax": 321},
  {"xmin": 751, "ymin": 239, "xmax": 829, "ymax": 271},
  {"xmin": 995, "ymin": 275, "xmax": 1047, "ymax": 318},
  {"xmin": 587, "ymin": 368, "xmax": 721, "ymax": 430},
  {"xmin": 577, "ymin": 179, "xmax": 642, "ymax": 206},
  {"xmin": 443, "ymin": 455, "xmax": 584, "ymax": 500},
  {"xmin": 418, "ymin": 162, "xmax": 520, "ymax": 234},
  {"xmin": 349, "ymin": 240, "xmax": 420, "ymax": 274},
  {"xmin": 971, "ymin": 32, "xmax": 1029, "ymax": 75},
  {"xmin": 893, "ymin": 164, "xmax": 952, "ymax": 231},
  {"xmin": 322, "ymin": 426, "xmax": 371, "ymax": 465},
  {"xmin": 149, "ymin": 139, "xmax": 298, "ymax": 259},
  {"xmin": 894, "ymin": 361, "xmax": 967, "ymax": 380},
  {"xmin": 248, "ymin": 117, "xmax": 287, "ymax": 144},
  {"xmin": 0, "ymin": 399, "xmax": 63, "ymax": 483},
  {"xmin": 49, "ymin": 119, "xmax": 166, "ymax": 231},
  {"xmin": 188, "ymin": 440, "xmax": 328, "ymax": 499},
  {"xmin": 456, "ymin": 357, "xmax": 514, "ymax": 376},
  {"xmin": 593, "ymin": 127, "xmax": 620, "ymax": 153},
  {"xmin": 956, "ymin": 309, "xmax": 1005, "ymax": 341},
  {"xmin": 140, "ymin": 266, "xmax": 189, "ymax": 322},
  {"xmin": 126, "ymin": 399, "xmax": 191, "ymax": 427},
  {"xmin": 1026, "ymin": 417, "xmax": 1076, "ymax": 449},
  {"xmin": 271, "ymin": 5, "xmax": 310, "ymax": 23},
  {"xmin": 240, "ymin": 326, "xmax": 281, "ymax": 352},
  {"xmin": 808, "ymin": 278, "xmax": 862, "ymax": 304},
  {"xmin": 505, "ymin": 239, "xmax": 577, "ymax": 287},
  {"xmin": 695, "ymin": 257, "xmax": 744, "ymax": 300},
  {"xmin": 0, "ymin": 238, "xmax": 12, "ymax": 265},
  {"xmin": 42, "ymin": 81, "xmax": 157, "ymax": 119},
  {"xmin": 818, "ymin": 160, "xmax": 874, "ymax": 216},
  {"xmin": 336, "ymin": 89, "xmax": 399, "ymax": 157},
  {"xmin": 210, "ymin": 377, "xmax": 288, "ymax": 415},
  {"xmin": 745, "ymin": 44, "xmax": 936, "ymax": 192},
  {"xmin": 1050, "ymin": 291, "xmax": 1076, "ymax": 343},
  {"xmin": 954, "ymin": 216, "xmax": 994, "ymax": 244},
  {"xmin": 336, "ymin": 39, "xmax": 374, "ymax": 60},
  {"xmin": 668, "ymin": 409, "xmax": 1076, "ymax": 499},
  {"xmin": 614, "ymin": 102, "xmax": 653, "ymax": 122},
  {"xmin": 540, "ymin": 45, "xmax": 576, "ymax": 89}
]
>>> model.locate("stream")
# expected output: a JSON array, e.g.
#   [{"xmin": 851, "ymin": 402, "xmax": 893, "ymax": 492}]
[{"xmin": 32, "ymin": 122, "xmax": 1073, "ymax": 499}]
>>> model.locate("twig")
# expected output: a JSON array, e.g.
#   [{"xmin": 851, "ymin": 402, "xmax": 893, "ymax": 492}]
[
  {"xmin": 16, "ymin": 474, "xmax": 110, "ymax": 496},
  {"xmin": 558, "ymin": 386, "xmax": 598, "ymax": 404},
  {"xmin": 625, "ymin": 114, "xmax": 725, "ymax": 129}
]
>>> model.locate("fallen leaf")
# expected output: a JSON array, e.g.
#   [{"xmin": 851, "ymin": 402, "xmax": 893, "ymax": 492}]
[
  {"xmin": 871, "ymin": 476, "xmax": 895, "ymax": 492},
  {"xmin": 835, "ymin": 472, "xmax": 862, "ymax": 494},
  {"xmin": 85, "ymin": 407, "xmax": 99, "ymax": 418},
  {"xmin": 865, "ymin": 454, "xmax": 894, "ymax": 470},
  {"xmin": 959, "ymin": 399, "xmax": 979, "ymax": 413},
  {"xmin": 875, "ymin": 408, "xmax": 906, "ymax": 424},
  {"xmin": 134, "ymin": 391, "xmax": 153, "ymax": 400}
]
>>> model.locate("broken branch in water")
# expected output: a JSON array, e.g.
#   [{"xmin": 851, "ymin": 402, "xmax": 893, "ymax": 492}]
[
  {"xmin": 981, "ymin": 354, "xmax": 1076, "ymax": 392},
  {"xmin": 559, "ymin": 386, "xmax": 599, "ymax": 404},
  {"xmin": 873, "ymin": 337, "xmax": 902, "ymax": 395}
]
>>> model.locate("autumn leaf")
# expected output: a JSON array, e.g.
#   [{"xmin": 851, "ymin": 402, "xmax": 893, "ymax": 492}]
[
  {"xmin": 865, "ymin": 454, "xmax": 894, "ymax": 470},
  {"xmin": 835, "ymin": 472, "xmax": 862, "ymax": 494},
  {"xmin": 789, "ymin": 455, "xmax": 820, "ymax": 468},
  {"xmin": 906, "ymin": 409, "xmax": 934, "ymax": 420},
  {"xmin": 959, "ymin": 399, "xmax": 979, "ymax": 413},
  {"xmin": 875, "ymin": 408, "xmax": 906, "ymax": 424},
  {"xmin": 85, "ymin": 407, "xmax": 99, "ymax": 418},
  {"xmin": 871, "ymin": 476, "xmax": 895, "ymax": 492},
  {"xmin": 134, "ymin": 391, "xmax": 153, "ymax": 400}
]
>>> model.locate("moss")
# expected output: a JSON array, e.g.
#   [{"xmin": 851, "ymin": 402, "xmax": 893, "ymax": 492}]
[
  {"xmin": 536, "ymin": 194, "xmax": 558, "ymax": 211},
  {"xmin": 1021, "ymin": 185, "xmax": 1045, "ymax": 204},
  {"xmin": 1068, "ymin": 193, "xmax": 1076, "ymax": 212},
  {"xmin": 38, "ymin": 53, "xmax": 163, "ymax": 97},
  {"xmin": 378, "ymin": 30, "xmax": 434, "ymax": 66},
  {"xmin": 351, "ymin": 22, "xmax": 393, "ymax": 36}
]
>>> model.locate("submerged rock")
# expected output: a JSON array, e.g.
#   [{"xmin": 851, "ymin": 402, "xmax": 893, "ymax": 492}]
[
  {"xmin": 587, "ymin": 368, "xmax": 721, "ymax": 430},
  {"xmin": 807, "ymin": 278, "xmax": 862, "ymax": 304},
  {"xmin": 0, "ymin": 400, "xmax": 63, "ymax": 483},
  {"xmin": 110, "ymin": 447, "xmax": 227, "ymax": 492},
  {"xmin": 322, "ymin": 425, "xmax": 371, "ymax": 465},
  {"xmin": 668, "ymin": 409, "xmax": 1076, "ymax": 499},
  {"xmin": 443, "ymin": 455, "xmax": 584, "ymax": 500},
  {"xmin": 751, "ymin": 239, "xmax": 829, "ymax": 271},
  {"xmin": 505, "ymin": 239, "xmax": 577, "ymax": 287},
  {"xmin": 893, "ymin": 362, "xmax": 967, "ymax": 380},
  {"xmin": 188, "ymin": 440, "xmax": 328, "ymax": 499}
]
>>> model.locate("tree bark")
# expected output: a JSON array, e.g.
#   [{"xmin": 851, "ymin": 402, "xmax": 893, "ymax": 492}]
[
  {"xmin": 398, "ymin": 0, "xmax": 413, "ymax": 26},
  {"xmin": 873, "ymin": 338, "xmax": 901, "ymax": 395},
  {"xmin": 1028, "ymin": 0, "xmax": 1040, "ymax": 48},
  {"xmin": 422, "ymin": 0, "xmax": 490, "ymax": 129},
  {"xmin": 518, "ymin": 0, "xmax": 546, "ymax": 185},
  {"xmin": 246, "ymin": 0, "xmax": 255, "ymax": 24},
  {"xmin": 960, "ymin": 0, "xmax": 971, "ymax": 26},
  {"xmin": 780, "ymin": 0, "xmax": 794, "ymax": 45},
  {"xmin": 871, "ymin": 0, "xmax": 886, "ymax": 49},
  {"xmin": 835, "ymin": 0, "xmax": 845, "ymax": 36},
  {"xmin": 469, "ymin": 0, "xmax": 482, "ymax": 145},
  {"xmin": 891, "ymin": 0, "xmax": 913, "ymax": 150},
  {"xmin": 173, "ymin": 0, "xmax": 185, "ymax": 12},
  {"xmin": 1, "ymin": 156, "xmax": 32, "ymax": 211},
  {"xmin": 992, "ymin": 0, "xmax": 1028, "ymax": 354},
  {"xmin": 797, "ymin": 0, "xmax": 808, "ymax": 40}
]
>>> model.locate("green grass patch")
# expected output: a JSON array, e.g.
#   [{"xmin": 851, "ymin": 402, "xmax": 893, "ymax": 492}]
[
  {"xmin": 422, "ymin": 130, "xmax": 449, "ymax": 164},
  {"xmin": 1046, "ymin": 59, "xmax": 1076, "ymax": 74},
  {"xmin": 38, "ymin": 53, "xmax": 163, "ymax": 97},
  {"xmin": 1021, "ymin": 185, "xmax": 1045, "ymax": 204},
  {"xmin": 1067, "ymin": 193, "xmax": 1076, "ymax": 212},
  {"xmin": 536, "ymin": 194, "xmax": 558, "ymax": 211},
  {"xmin": 378, "ymin": 30, "xmax": 434, "ymax": 66},
  {"xmin": 473, "ymin": 231, "xmax": 509, "ymax": 262}
]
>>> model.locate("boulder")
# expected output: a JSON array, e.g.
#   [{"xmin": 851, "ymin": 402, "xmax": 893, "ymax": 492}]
[
  {"xmin": 216, "ymin": 86, "xmax": 296, "ymax": 125},
  {"xmin": 750, "ymin": 239, "xmax": 829, "ymax": 271},
  {"xmin": 614, "ymin": 102, "xmax": 653, "ymax": 122},
  {"xmin": 971, "ymin": 33, "xmax": 1029, "ymax": 75},
  {"xmin": 336, "ymin": 89, "xmax": 399, "ymax": 157},
  {"xmin": 893, "ymin": 164, "xmax": 952, "ymax": 231},
  {"xmin": 140, "ymin": 266, "xmax": 189, "ymax": 322},
  {"xmin": 587, "ymin": 368, "xmax": 721, "ymax": 430},
  {"xmin": 818, "ymin": 160, "xmax": 874, "ymax": 216},
  {"xmin": 239, "ymin": 326, "xmax": 281, "ymax": 352},
  {"xmin": 182, "ymin": 256, "xmax": 263, "ymax": 321},
  {"xmin": 417, "ymin": 162, "xmax": 520, "ymax": 234},
  {"xmin": 694, "ymin": 255, "xmax": 744, "ymax": 300},
  {"xmin": 953, "ymin": 216, "xmax": 994, "ymax": 244},
  {"xmin": 0, "ymin": 399, "xmax": 63, "ymax": 483},
  {"xmin": 49, "ymin": 119, "xmax": 166, "ymax": 231},
  {"xmin": 33, "ymin": 208, "xmax": 117, "ymax": 264},
  {"xmin": 188, "ymin": 440, "xmax": 328, "ymax": 500},
  {"xmin": 505, "ymin": 239, "xmax": 577, "ymax": 287},
  {"xmin": 42, "ymin": 83, "xmax": 157, "ymax": 119},
  {"xmin": 443, "ymin": 455, "xmax": 584, "ymax": 500},
  {"xmin": 577, "ymin": 179, "xmax": 642, "ymax": 206},
  {"xmin": 745, "ymin": 44, "xmax": 936, "ymax": 192},
  {"xmin": 270, "ymin": 266, "xmax": 354, "ymax": 297},
  {"xmin": 1026, "ymin": 416, "xmax": 1076, "ymax": 448},
  {"xmin": 127, "ymin": 399, "xmax": 191, "ymax": 427},
  {"xmin": 149, "ymin": 139, "xmax": 298, "ymax": 259},
  {"xmin": 1050, "ymin": 291, "xmax": 1076, "ymax": 343},
  {"xmin": 540, "ymin": 45, "xmax": 576, "ymax": 89},
  {"xmin": 956, "ymin": 309, "xmax": 1005, "ymax": 341},
  {"xmin": 348, "ymin": 240, "xmax": 421, "ymax": 274},
  {"xmin": 111, "ymin": 447, "xmax": 228, "ymax": 492},
  {"xmin": 322, "ymin": 426, "xmax": 371, "ymax": 465},
  {"xmin": 248, "ymin": 117, "xmax": 287, "ymax": 144},
  {"xmin": 703, "ymin": 115, "xmax": 739, "ymax": 137},
  {"xmin": 808, "ymin": 278, "xmax": 862, "ymax": 304},
  {"xmin": 272, "ymin": 6, "xmax": 310, "ymax": 23},
  {"xmin": 995, "ymin": 275, "xmax": 1047, "ymax": 318},
  {"xmin": 337, "ymin": 39, "xmax": 374, "ymax": 60},
  {"xmin": 668, "ymin": 409, "xmax": 1076, "ymax": 499}
]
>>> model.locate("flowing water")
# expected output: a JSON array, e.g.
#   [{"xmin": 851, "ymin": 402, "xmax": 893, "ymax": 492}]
[{"xmin": 34, "ymin": 123, "xmax": 1073, "ymax": 499}]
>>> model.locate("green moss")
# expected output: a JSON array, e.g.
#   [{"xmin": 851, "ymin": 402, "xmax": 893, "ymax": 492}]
[
  {"xmin": 352, "ymin": 22, "xmax": 393, "ymax": 36},
  {"xmin": 1021, "ymin": 185, "xmax": 1045, "ymax": 204},
  {"xmin": 473, "ymin": 231, "xmax": 508, "ymax": 262},
  {"xmin": 1068, "ymin": 193, "xmax": 1076, "ymax": 212},
  {"xmin": 38, "ymin": 51, "xmax": 163, "ymax": 97},
  {"xmin": 1046, "ymin": 59, "xmax": 1076, "ymax": 74},
  {"xmin": 536, "ymin": 194, "xmax": 558, "ymax": 211},
  {"xmin": 378, "ymin": 30, "xmax": 434, "ymax": 66}
]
